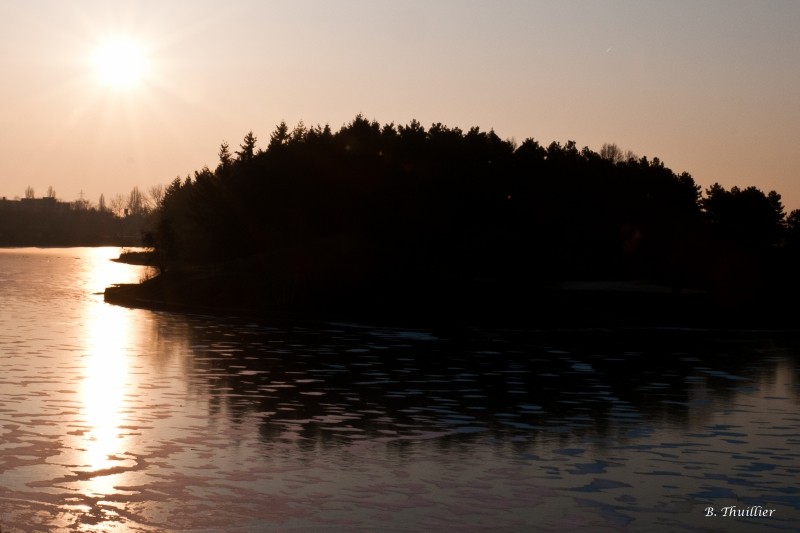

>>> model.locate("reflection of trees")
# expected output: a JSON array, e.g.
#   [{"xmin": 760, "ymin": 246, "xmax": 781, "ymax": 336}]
[{"xmin": 169, "ymin": 321, "xmax": 799, "ymax": 451}]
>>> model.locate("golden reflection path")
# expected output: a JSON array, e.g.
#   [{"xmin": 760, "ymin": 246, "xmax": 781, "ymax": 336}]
[{"xmin": 77, "ymin": 248, "xmax": 145, "ymax": 497}]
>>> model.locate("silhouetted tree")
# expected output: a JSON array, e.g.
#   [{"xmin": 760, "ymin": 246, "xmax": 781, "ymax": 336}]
[
  {"xmin": 236, "ymin": 131, "xmax": 257, "ymax": 162},
  {"xmin": 127, "ymin": 186, "xmax": 147, "ymax": 216},
  {"xmin": 787, "ymin": 209, "xmax": 800, "ymax": 245},
  {"xmin": 141, "ymin": 115, "xmax": 800, "ymax": 319},
  {"xmin": 291, "ymin": 121, "xmax": 307, "ymax": 144},
  {"xmin": 703, "ymin": 183, "xmax": 784, "ymax": 248},
  {"xmin": 599, "ymin": 143, "xmax": 637, "ymax": 164},
  {"xmin": 268, "ymin": 122, "xmax": 289, "ymax": 150},
  {"xmin": 148, "ymin": 184, "xmax": 165, "ymax": 209},
  {"xmin": 109, "ymin": 194, "xmax": 125, "ymax": 217},
  {"xmin": 217, "ymin": 141, "xmax": 233, "ymax": 171}
]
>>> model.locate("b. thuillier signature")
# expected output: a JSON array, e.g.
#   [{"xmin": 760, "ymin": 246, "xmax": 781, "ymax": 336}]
[{"xmin": 705, "ymin": 505, "xmax": 776, "ymax": 517}]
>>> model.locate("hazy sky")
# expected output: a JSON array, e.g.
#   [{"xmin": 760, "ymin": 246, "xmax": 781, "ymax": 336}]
[{"xmin": 2, "ymin": 1, "xmax": 799, "ymax": 208}]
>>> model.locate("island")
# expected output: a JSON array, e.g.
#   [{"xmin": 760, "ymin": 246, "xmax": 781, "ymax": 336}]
[{"xmin": 105, "ymin": 116, "xmax": 800, "ymax": 329}]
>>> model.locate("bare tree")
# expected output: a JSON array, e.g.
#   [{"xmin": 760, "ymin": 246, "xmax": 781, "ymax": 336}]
[
  {"xmin": 600, "ymin": 143, "xmax": 638, "ymax": 164},
  {"xmin": 98, "ymin": 193, "xmax": 107, "ymax": 212},
  {"xmin": 109, "ymin": 194, "xmax": 125, "ymax": 217},
  {"xmin": 148, "ymin": 184, "xmax": 165, "ymax": 210},
  {"xmin": 24, "ymin": 186, "xmax": 35, "ymax": 199},
  {"xmin": 126, "ymin": 186, "xmax": 147, "ymax": 216},
  {"xmin": 45, "ymin": 186, "xmax": 56, "ymax": 199},
  {"xmin": 599, "ymin": 143, "xmax": 624, "ymax": 164}
]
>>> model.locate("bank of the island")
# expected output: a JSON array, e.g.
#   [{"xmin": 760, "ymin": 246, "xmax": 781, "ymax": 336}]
[
  {"xmin": 106, "ymin": 253, "xmax": 295, "ymax": 318},
  {"xmin": 105, "ymin": 250, "xmax": 793, "ymax": 331}
]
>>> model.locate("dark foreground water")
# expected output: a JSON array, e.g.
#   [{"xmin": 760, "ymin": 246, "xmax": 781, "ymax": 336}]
[{"xmin": 0, "ymin": 247, "xmax": 799, "ymax": 532}]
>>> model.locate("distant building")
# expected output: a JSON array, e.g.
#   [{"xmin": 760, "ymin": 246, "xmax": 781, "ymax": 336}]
[{"xmin": 0, "ymin": 196, "xmax": 70, "ymax": 213}]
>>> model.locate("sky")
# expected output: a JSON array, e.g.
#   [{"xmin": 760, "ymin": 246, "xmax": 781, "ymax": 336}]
[{"xmin": 1, "ymin": 1, "xmax": 799, "ymax": 209}]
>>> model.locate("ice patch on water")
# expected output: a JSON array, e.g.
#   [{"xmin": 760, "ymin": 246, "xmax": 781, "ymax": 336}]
[{"xmin": 571, "ymin": 362, "xmax": 594, "ymax": 372}]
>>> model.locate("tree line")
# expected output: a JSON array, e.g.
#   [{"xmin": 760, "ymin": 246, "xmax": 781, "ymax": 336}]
[
  {"xmin": 140, "ymin": 115, "xmax": 800, "ymax": 315},
  {"xmin": 0, "ymin": 185, "xmax": 162, "ymax": 246}
]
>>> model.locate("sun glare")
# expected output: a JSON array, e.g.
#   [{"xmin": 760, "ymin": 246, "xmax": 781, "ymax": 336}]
[
  {"xmin": 77, "ymin": 249, "xmax": 142, "ymax": 496},
  {"xmin": 92, "ymin": 38, "xmax": 150, "ymax": 89}
]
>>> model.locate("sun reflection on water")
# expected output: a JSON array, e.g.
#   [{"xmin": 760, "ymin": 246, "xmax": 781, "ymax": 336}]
[{"xmin": 78, "ymin": 249, "xmax": 141, "ymax": 496}]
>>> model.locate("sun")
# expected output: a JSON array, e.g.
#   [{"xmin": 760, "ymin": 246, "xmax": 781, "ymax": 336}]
[{"xmin": 92, "ymin": 38, "xmax": 150, "ymax": 89}]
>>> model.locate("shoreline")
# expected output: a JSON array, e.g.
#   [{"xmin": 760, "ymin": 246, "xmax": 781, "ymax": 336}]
[{"xmin": 104, "ymin": 268, "xmax": 800, "ymax": 332}]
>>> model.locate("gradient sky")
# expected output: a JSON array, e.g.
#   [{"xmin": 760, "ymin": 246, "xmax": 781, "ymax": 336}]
[{"xmin": 2, "ymin": 1, "xmax": 799, "ymax": 209}]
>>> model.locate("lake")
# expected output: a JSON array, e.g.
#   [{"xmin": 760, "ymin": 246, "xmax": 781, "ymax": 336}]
[{"xmin": 0, "ymin": 247, "xmax": 798, "ymax": 532}]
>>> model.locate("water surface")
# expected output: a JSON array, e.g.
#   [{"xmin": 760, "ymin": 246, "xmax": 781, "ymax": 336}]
[{"xmin": 0, "ymin": 247, "xmax": 798, "ymax": 531}]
